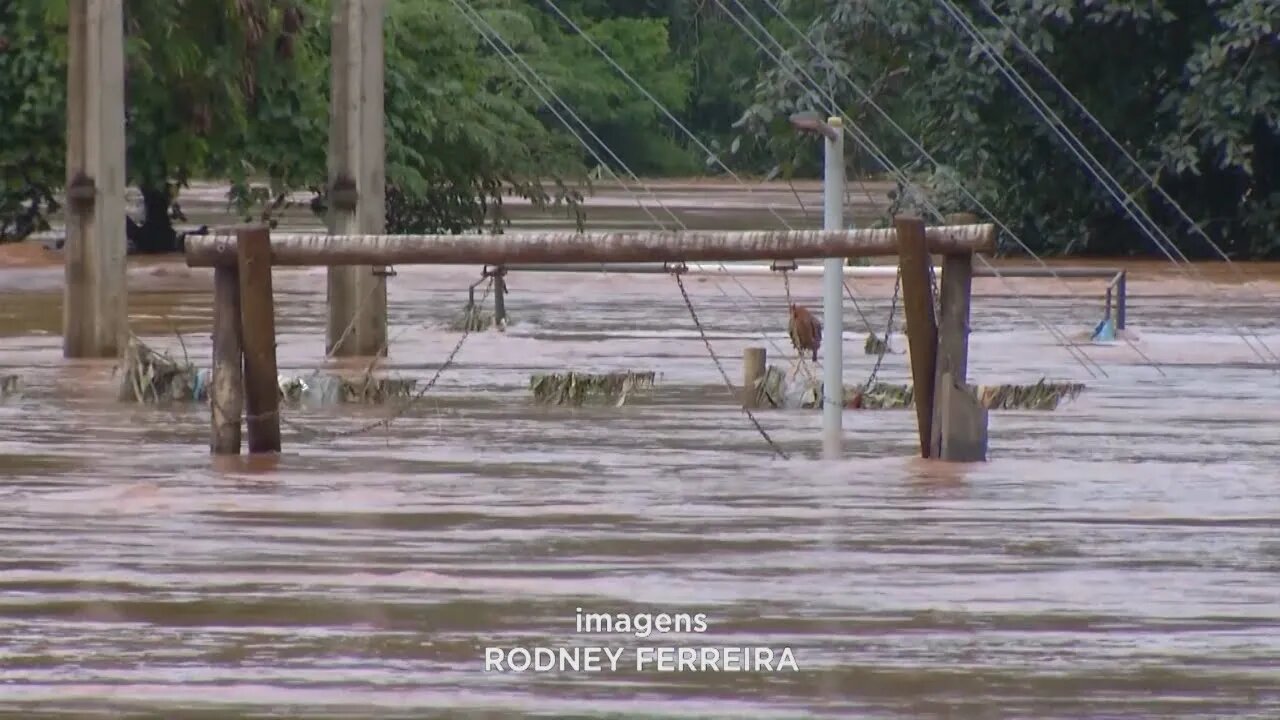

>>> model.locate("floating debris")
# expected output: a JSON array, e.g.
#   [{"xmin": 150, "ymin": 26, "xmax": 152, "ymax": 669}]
[
  {"xmin": 117, "ymin": 340, "xmax": 206, "ymax": 403},
  {"xmin": 978, "ymin": 379, "xmax": 1085, "ymax": 410},
  {"xmin": 278, "ymin": 375, "xmax": 418, "ymax": 405},
  {"xmin": 117, "ymin": 339, "xmax": 418, "ymax": 406},
  {"xmin": 751, "ymin": 366, "xmax": 789, "ymax": 408},
  {"xmin": 864, "ymin": 332, "xmax": 890, "ymax": 355},
  {"xmin": 855, "ymin": 381, "xmax": 915, "ymax": 410},
  {"xmin": 0, "ymin": 374, "xmax": 20, "ymax": 399},
  {"xmin": 790, "ymin": 378, "xmax": 1084, "ymax": 411},
  {"xmin": 449, "ymin": 304, "xmax": 498, "ymax": 332},
  {"xmin": 530, "ymin": 371, "xmax": 656, "ymax": 407},
  {"xmin": 1091, "ymin": 317, "xmax": 1117, "ymax": 342}
]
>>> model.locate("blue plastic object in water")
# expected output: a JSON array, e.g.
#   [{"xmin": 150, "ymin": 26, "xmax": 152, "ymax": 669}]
[
  {"xmin": 193, "ymin": 368, "xmax": 211, "ymax": 400},
  {"xmin": 1091, "ymin": 317, "xmax": 1116, "ymax": 343}
]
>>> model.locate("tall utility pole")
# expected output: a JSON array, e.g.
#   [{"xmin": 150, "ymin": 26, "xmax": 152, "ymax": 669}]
[
  {"xmin": 820, "ymin": 117, "xmax": 846, "ymax": 460},
  {"xmin": 64, "ymin": 0, "xmax": 127, "ymax": 358},
  {"xmin": 789, "ymin": 112, "xmax": 847, "ymax": 459},
  {"xmin": 326, "ymin": 0, "xmax": 388, "ymax": 356}
]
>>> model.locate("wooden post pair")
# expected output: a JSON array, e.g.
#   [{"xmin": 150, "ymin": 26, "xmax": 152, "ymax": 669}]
[
  {"xmin": 210, "ymin": 228, "xmax": 282, "ymax": 456},
  {"xmin": 895, "ymin": 215, "xmax": 989, "ymax": 462}
]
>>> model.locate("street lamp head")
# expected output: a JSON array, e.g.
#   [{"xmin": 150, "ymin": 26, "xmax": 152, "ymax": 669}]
[{"xmin": 788, "ymin": 111, "xmax": 841, "ymax": 140}]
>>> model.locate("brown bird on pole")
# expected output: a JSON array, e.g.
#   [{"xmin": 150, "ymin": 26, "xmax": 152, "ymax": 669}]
[{"xmin": 788, "ymin": 304, "xmax": 822, "ymax": 361}]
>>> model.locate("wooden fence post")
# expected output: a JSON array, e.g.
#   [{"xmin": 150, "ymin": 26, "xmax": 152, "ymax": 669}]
[
  {"xmin": 894, "ymin": 216, "xmax": 938, "ymax": 458},
  {"xmin": 932, "ymin": 253, "xmax": 988, "ymax": 461},
  {"xmin": 742, "ymin": 347, "xmax": 766, "ymax": 408},
  {"xmin": 237, "ymin": 227, "xmax": 282, "ymax": 453},
  {"xmin": 932, "ymin": 253, "xmax": 972, "ymax": 456},
  {"xmin": 211, "ymin": 265, "xmax": 244, "ymax": 455}
]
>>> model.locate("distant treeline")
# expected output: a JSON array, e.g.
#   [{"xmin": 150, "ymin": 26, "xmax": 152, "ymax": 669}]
[{"xmin": 1, "ymin": 0, "xmax": 1276, "ymax": 258}]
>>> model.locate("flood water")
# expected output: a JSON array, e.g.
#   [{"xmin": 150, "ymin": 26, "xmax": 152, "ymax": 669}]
[{"xmin": 3, "ymin": 183, "xmax": 1280, "ymax": 718}]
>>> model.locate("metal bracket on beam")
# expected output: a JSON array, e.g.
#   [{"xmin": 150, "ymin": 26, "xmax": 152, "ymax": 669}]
[
  {"xmin": 663, "ymin": 260, "xmax": 688, "ymax": 275},
  {"xmin": 372, "ymin": 266, "xmax": 397, "ymax": 278},
  {"xmin": 66, "ymin": 172, "xmax": 97, "ymax": 214},
  {"xmin": 330, "ymin": 174, "xmax": 358, "ymax": 212},
  {"xmin": 770, "ymin": 259, "xmax": 798, "ymax": 272}
]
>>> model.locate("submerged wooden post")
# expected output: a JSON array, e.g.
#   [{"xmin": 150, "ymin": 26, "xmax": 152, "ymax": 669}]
[
  {"xmin": 211, "ymin": 266, "xmax": 244, "ymax": 455},
  {"xmin": 63, "ymin": 0, "xmax": 127, "ymax": 358},
  {"xmin": 742, "ymin": 347, "xmax": 766, "ymax": 409},
  {"xmin": 326, "ymin": 0, "xmax": 388, "ymax": 357},
  {"xmin": 492, "ymin": 267, "xmax": 508, "ymax": 329},
  {"xmin": 237, "ymin": 227, "xmax": 282, "ymax": 453},
  {"xmin": 931, "ymin": 253, "xmax": 972, "ymax": 457},
  {"xmin": 937, "ymin": 371, "xmax": 989, "ymax": 461},
  {"xmin": 895, "ymin": 216, "xmax": 938, "ymax": 458}
]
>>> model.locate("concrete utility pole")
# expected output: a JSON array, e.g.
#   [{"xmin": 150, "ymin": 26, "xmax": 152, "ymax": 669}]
[
  {"xmin": 326, "ymin": 0, "xmax": 388, "ymax": 356},
  {"xmin": 820, "ymin": 117, "xmax": 845, "ymax": 460},
  {"xmin": 64, "ymin": 0, "xmax": 127, "ymax": 358},
  {"xmin": 790, "ymin": 112, "xmax": 846, "ymax": 460}
]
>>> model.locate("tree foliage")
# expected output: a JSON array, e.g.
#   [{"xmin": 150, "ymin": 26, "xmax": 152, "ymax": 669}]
[
  {"xmin": 0, "ymin": 0, "xmax": 590, "ymax": 246},
  {"xmin": 734, "ymin": 0, "xmax": 1280, "ymax": 258},
  {"xmin": 1, "ymin": 0, "xmax": 1276, "ymax": 258}
]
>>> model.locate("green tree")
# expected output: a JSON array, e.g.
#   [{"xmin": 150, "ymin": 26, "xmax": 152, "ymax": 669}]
[
  {"xmin": 0, "ymin": 0, "xmax": 66, "ymax": 241},
  {"xmin": 0, "ymin": 0, "xmax": 588, "ymax": 247},
  {"xmin": 735, "ymin": 0, "xmax": 1280, "ymax": 258}
]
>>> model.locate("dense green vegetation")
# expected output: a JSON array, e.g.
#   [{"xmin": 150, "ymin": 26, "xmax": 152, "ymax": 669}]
[{"xmin": 0, "ymin": 0, "xmax": 1276, "ymax": 258}]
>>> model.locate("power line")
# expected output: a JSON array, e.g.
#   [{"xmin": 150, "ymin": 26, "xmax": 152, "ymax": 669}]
[
  {"xmin": 951, "ymin": 0, "xmax": 1279, "ymax": 368},
  {"xmin": 448, "ymin": 0, "xmax": 803, "ymax": 368},
  {"xmin": 720, "ymin": 0, "xmax": 1116, "ymax": 378}
]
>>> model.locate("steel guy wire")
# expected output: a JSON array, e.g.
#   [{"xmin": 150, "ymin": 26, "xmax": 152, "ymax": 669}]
[
  {"xmin": 751, "ymin": 0, "xmax": 1255, "ymax": 372},
  {"xmin": 545, "ymin": 0, "xmax": 1092, "ymax": 383},
  {"xmin": 735, "ymin": 0, "xmax": 1158, "ymax": 376},
  {"xmin": 453, "ymin": 0, "xmax": 801, "ymax": 452},
  {"xmin": 450, "ymin": 0, "xmax": 803, "ymax": 368},
  {"xmin": 787, "ymin": 173, "xmax": 882, "ymax": 339},
  {"xmin": 974, "ymin": 0, "xmax": 1271, "ymax": 272},
  {"xmin": 725, "ymin": 0, "xmax": 1116, "ymax": 377},
  {"xmin": 719, "ymin": 0, "xmax": 1107, "ymax": 377},
  {"xmin": 951, "ymin": 0, "xmax": 1279, "ymax": 368},
  {"xmin": 539, "ymin": 0, "xmax": 915, "ymax": 360},
  {"xmin": 720, "ymin": 0, "xmax": 1114, "ymax": 378},
  {"xmin": 540, "ymin": 0, "xmax": 802, "ymax": 233}
]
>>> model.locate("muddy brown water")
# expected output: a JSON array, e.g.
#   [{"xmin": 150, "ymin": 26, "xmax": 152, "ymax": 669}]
[{"xmin": 3, "ymin": 185, "xmax": 1280, "ymax": 718}]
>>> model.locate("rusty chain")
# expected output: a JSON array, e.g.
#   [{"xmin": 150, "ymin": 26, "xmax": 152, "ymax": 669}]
[
  {"xmin": 671, "ymin": 267, "xmax": 789, "ymax": 461},
  {"xmin": 206, "ymin": 274, "xmax": 493, "ymax": 442},
  {"xmin": 862, "ymin": 269, "xmax": 901, "ymax": 391}
]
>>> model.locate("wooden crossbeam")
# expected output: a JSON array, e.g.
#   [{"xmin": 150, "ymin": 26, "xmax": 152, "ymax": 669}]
[{"xmin": 185, "ymin": 225, "xmax": 997, "ymax": 268}]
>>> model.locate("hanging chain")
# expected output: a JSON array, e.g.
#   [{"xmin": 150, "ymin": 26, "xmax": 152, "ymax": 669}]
[
  {"xmin": 209, "ymin": 274, "xmax": 491, "ymax": 442},
  {"xmin": 863, "ymin": 269, "xmax": 901, "ymax": 391},
  {"xmin": 672, "ymin": 269, "xmax": 789, "ymax": 461}
]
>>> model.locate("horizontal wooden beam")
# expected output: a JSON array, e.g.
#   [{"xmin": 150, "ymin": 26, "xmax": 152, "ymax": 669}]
[{"xmin": 185, "ymin": 225, "xmax": 997, "ymax": 268}]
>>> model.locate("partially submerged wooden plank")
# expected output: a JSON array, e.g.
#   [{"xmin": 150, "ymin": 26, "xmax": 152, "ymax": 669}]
[
  {"xmin": 937, "ymin": 372, "xmax": 989, "ymax": 462},
  {"xmin": 185, "ymin": 225, "xmax": 999, "ymax": 267},
  {"xmin": 237, "ymin": 228, "xmax": 282, "ymax": 453},
  {"xmin": 742, "ymin": 347, "xmax": 767, "ymax": 409},
  {"xmin": 931, "ymin": 253, "xmax": 974, "ymax": 457},
  {"xmin": 895, "ymin": 216, "xmax": 939, "ymax": 459},
  {"xmin": 211, "ymin": 265, "xmax": 244, "ymax": 455}
]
